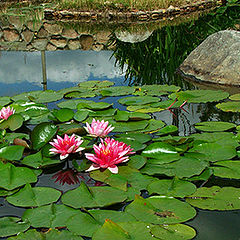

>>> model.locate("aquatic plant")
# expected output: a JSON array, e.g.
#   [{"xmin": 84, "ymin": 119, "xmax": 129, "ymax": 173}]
[
  {"xmin": 49, "ymin": 134, "xmax": 84, "ymax": 160},
  {"xmin": 85, "ymin": 137, "xmax": 135, "ymax": 173},
  {"xmin": 0, "ymin": 106, "xmax": 15, "ymax": 120},
  {"xmin": 84, "ymin": 118, "xmax": 114, "ymax": 138}
]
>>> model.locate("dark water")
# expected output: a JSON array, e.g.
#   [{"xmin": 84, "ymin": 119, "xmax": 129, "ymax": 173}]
[{"xmin": 0, "ymin": 4, "xmax": 240, "ymax": 240}]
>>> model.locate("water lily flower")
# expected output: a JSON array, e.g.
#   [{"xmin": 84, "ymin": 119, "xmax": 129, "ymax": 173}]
[
  {"xmin": 84, "ymin": 118, "xmax": 114, "ymax": 138},
  {"xmin": 49, "ymin": 134, "xmax": 84, "ymax": 160},
  {"xmin": 85, "ymin": 137, "xmax": 135, "ymax": 174},
  {"xmin": 0, "ymin": 106, "xmax": 15, "ymax": 120}
]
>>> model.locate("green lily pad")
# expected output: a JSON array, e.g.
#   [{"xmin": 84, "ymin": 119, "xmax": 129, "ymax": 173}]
[
  {"xmin": 114, "ymin": 110, "xmax": 150, "ymax": 122},
  {"xmin": 67, "ymin": 210, "xmax": 136, "ymax": 237},
  {"xmin": 147, "ymin": 179, "xmax": 196, "ymax": 198},
  {"xmin": 229, "ymin": 93, "xmax": 240, "ymax": 100},
  {"xmin": 4, "ymin": 133, "xmax": 29, "ymax": 144},
  {"xmin": 115, "ymin": 133, "xmax": 151, "ymax": 144},
  {"xmin": 77, "ymin": 102, "xmax": 112, "ymax": 110},
  {"xmin": 109, "ymin": 120, "xmax": 149, "ymax": 132},
  {"xmin": 65, "ymin": 90, "xmax": 96, "ymax": 98},
  {"xmin": 22, "ymin": 204, "xmax": 79, "ymax": 228},
  {"xmin": 169, "ymin": 90, "xmax": 229, "ymax": 103},
  {"xmin": 0, "ymin": 188, "xmax": 19, "ymax": 197},
  {"xmin": 194, "ymin": 121, "xmax": 236, "ymax": 132},
  {"xmin": 156, "ymin": 125, "xmax": 178, "ymax": 136},
  {"xmin": 0, "ymin": 162, "xmax": 37, "ymax": 190},
  {"xmin": 0, "ymin": 145, "xmax": 24, "ymax": 161},
  {"xmin": 142, "ymin": 142, "xmax": 179, "ymax": 159},
  {"xmin": 74, "ymin": 110, "xmax": 90, "ymax": 122},
  {"xmin": 0, "ymin": 114, "xmax": 24, "ymax": 131},
  {"xmin": 78, "ymin": 80, "xmax": 114, "ymax": 88},
  {"xmin": 186, "ymin": 186, "xmax": 240, "ymax": 210},
  {"xmin": 140, "ymin": 119, "xmax": 165, "ymax": 133},
  {"xmin": 6, "ymin": 183, "xmax": 61, "ymax": 207},
  {"xmin": 125, "ymin": 195, "xmax": 196, "ymax": 224},
  {"xmin": 190, "ymin": 142, "xmax": 236, "ymax": 162},
  {"xmin": 34, "ymin": 90, "xmax": 63, "ymax": 103},
  {"xmin": 57, "ymin": 99, "xmax": 94, "ymax": 109},
  {"xmin": 150, "ymin": 100, "xmax": 183, "ymax": 109},
  {"xmin": 187, "ymin": 168, "xmax": 213, "ymax": 181},
  {"xmin": 141, "ymin": 156, "xmax": 208, "ymax": 178},
  {"xmin": 11, "ymin": 91, "xmax": 43, "ymax": 102},
  {"xmin": 127, "ymin": 155, "xmax": 147, "ymax": 169},
  {"xmin": 211, "ymin": 160, "xmax": 240, "ymax": 179},
  {"xmin": 0, "ymin": 217, "xmax": 30, "ymax": 238},
  {"xmin": 127, "ymin": 104, "xmax": 164, "ymax": 113},
  {"xmin": 119, "ymin": 96, "xmax": 160, "ymax": 106},
  {"xmin": 216, "ymin": 101, "xmax": 240, "ymax": 112},
  {"xmin": 0, "ymin": 96, "xmax": 11, "ymax": 106},
  {"xmin": 89, "ymin": 108, "xmax": 117, "ymax": 117},
  {"xmin": 115, "ymin": 137, "xmax": 146, "ymax": 151},
  {"xmin": 100, "ymin": 86, "xmax": 135, "ymax": 97},
  {"xmin": 54, "ymin": 108, "xmax": 74, "ymax": 122},
  {"xmin": 150, "ymin": 224, "xmax": 196, "ymax": 240},
  {"xmin": 31, "ymin": 122, "xmax": 58, "ymax": 150},
  {"xmin": 62, "ymin": 182, "xmax": 127, "ymax": 208}
]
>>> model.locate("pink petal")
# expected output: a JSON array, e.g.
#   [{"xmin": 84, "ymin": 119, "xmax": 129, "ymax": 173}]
[{"xmin": 108, "ymin": 165, "xmax": 118, "ymax": 174}]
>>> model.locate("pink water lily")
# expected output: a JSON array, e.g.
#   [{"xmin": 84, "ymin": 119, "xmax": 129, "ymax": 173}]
[
  {"xmin": 84, "ymin": 118, "xmax": 114, "ymax": 138},
  {"xmin": 0, "ymin": 106, "xmax": 15, "ymax": 120},
  {"xmin": 49, "ymin": 134, "xmax": 84, "ymax": 160},
  {"xmin": 85, "ymin": 138, "xmax": 135, "ymax": 174}
]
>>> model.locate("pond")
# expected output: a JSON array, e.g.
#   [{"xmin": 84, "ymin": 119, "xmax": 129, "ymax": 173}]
[{"xmin": 0, "ymin": 3, "xmax": 240, "ymax": 240}]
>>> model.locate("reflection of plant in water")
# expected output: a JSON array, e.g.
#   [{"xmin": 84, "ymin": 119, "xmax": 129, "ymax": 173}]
[{"xmin": 113, "ymin": 4, "xmax": 239, "ymax": 87}]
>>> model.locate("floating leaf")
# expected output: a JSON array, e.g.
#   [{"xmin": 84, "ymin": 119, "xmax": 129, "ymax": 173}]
[
  {"xmin": 0, "ymin": 145, "xmax": 24, "ymax": 161},
  {"xmin": 140, "ymin": 119, "xmax": 165, "ymax": 133},
  {"xmin": 186, "ymin": 186, "xmax": 240, "ymax": 210},
  {"xmin": 74, "ymin": 110, "xmax": 89, "ymax": 122},
  {"xmin": 77, "ymin": 102, "xmax": 112, "ymax": 110},
  {"xmin": 229, "ymin": 93, "xmax": 240, "ymax": 100},
  {"xmin": 169, "ymin": 90, "xmax": 229, "ymax": 103},
  {"xmin": 57, "ymin": 99, "xmax": 94, "ymax": 109},
  {"xmin": 0, "ymin": 162, "xmax": 37, "ymax": 190},
  {"xmin": 0, "ymin": 96, "xmax": 11, "ymax": 106},
  {"xmin": 156, "ymin": 125, "xmax": 178, "ymax": 136},
  {"xmin": 4, "ymin": 133, "xmax": 29, "ymax": 144},
  {"xmin": 89, "ymin": 108, "xmax": 116, "ymax": 117},
  {"xmin": 100, "ymin": 86, "xmax": 134, "ymax": 97},
  {"xmin": 194, "ymin": 121, "xmax": 236, "ymax": 132},
  {"xmin": 0, "ymin": 114, "xmax": 24, "ymax": 131},
  {"xmin": 0, "ymin": 188, "xmax": 19, "ymax": 197},
  {"xmin": 65, "ymin": 90, "xmax": 96, "ymax": 98},
  {"xmin": 114, "ymin": 110, "xmax": 150, "ymax": 122},
  {"xmin": 31, "ymin": 122, "xmax": 58, "ymax": 150},
  {"xmin": 150, "ymin": 224, "xmax": 196, "ymax": 240},
  {"xmin": 54, "ymin": 108, "xmax": 74, "ymax": 122},
  {"xmin": 216, "ymin": 101, "xmax": 240, "ymax": 112},
  {"xmin": 127, "ymin": 155, "xmax": 147, "ymax": 169},
  {"xmin": 190, "ymin": 142, "xmax": 236, "ymax": 162},
  {"xmin": 22, "ymin": 204, "xmax": 79, "ymax": 228},
  {"xmin": 11, "ymin": 91, "xmax": 43, "ymax": 102},
  {"xmin": 0, "ymin": 217, "xmax": 30, "ymax": 238},
  {"xmin": 115, "ymin": 133, "xmax": 151, "ymax": 144},
  {"xmin": 6, "ymin": 183, "xmax": 61, "ymax": 207},
  {"xmin": 147, "ymin": 179, "xmax": 196, "ymax": 198},
  {"xmin": 127, "ymin": 104, "xmax": 164, "ymax": 113},
  {"xmin": 125, "ymin": 195, "xmax": 196, "ymax": 224},
  {"xmin": 34, "ymin": 90, "xmax": 63, "ymax": 103},
  {"xmin": 119, "ymin": 96, "xmax": 160, "ymax": 106},
  {"xmin": 62, "ymin": 182, "xmax": 127, "ymax": 208},
  {"xmin": 109, "ymin": 120, "xmax": 149, "ymax": 132},
  {"xmin": 115, "ymin": 137, "xmax": 146, "ymax": 151},
  {"xmin": 211, "ymin": 160, "xmax": 240, "ymax": 179}
]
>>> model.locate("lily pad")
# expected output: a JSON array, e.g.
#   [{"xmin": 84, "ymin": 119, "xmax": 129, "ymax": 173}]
[
  {"xmin": 0, "ymin": 145, "xmax": 24, "ymax": 161},
  {"xmin": 125, "ymin": 195, "xmax": 196, "ymax": 224},
  {"xmin": 127, "ymin": 155, "xmax": 147, "ymax": 169},
  {"xmin": 115, "ymin": 133, "xmax": 151, "ymax": 144},
  {"xmin": 194, "ymin": 121, "xmax": 236, "ymax": 132},
  {"xmin": 118, "ymin": 96, "xmax": 160, "ymax": 106},
  {"xmin": 147, "ymin": 179, "xmax": 196, "ymax": 198},
  {"xmin": 54, "ymin": 108, "xmax": 74, "ymax": 122},
  {"xmin": 34, "ymin": 90, "xmax": 63, "ymax": 103},
  {"xmin": 156, "ymin": 125, "xmax": 178, "ymax": 136},
  {"xmin": 186, "ymin": 186, "xmax": 240, "ymax": 210},
  {"xmin": 140, "ymin": 119, "xmax": 165, "ymax": 133},
  {"xmin": 31, "ymin": 122, "xmax": 58, "ymax": 150},
  {"xmin": 22, "ymin": 204, "xmax": 79, "ymax": 228},
  {"xmin": 77, "ymin": 102, "xmax": 112, "ymax": 110},
  {"xmin": 0, "ymin": 96, "xmax": 11, "ymax": 106},
  {"xmin": 114, "ymin": 110, "xmax": 150, "ymax": 122},
  {"xmin": 0, "ymin": 217, "xmax": 30, "ymax": 238},
  {"xmin": 65, "ymin": 90, "xmax": 96, "ymax": 98},
  {"xmin": 109, "ymin": 120, "xmax": 149, "ymax": 132},
  {"xmin": 0, "ymin": 162, "xmax": 37, "ymax": 190},
  {"xmin": 229, "ymin": 93, "xmax": 240, "ymax": 100},
  {"xmin": 89, "ymin": 108, "xmax": 116, "ymax": 117},
  {"xmin": 169, "ymin": 90, "xmax": 229, "ymax": 103},
  {"xmin": 62, "ymin": 182, "xmax": 127, "ymax": 208},
  {"xmin": 216, "ymin": 101, "xmax": 240, "ymax": 112},
  {"xmin": 11, "ymin": 91, "xmax": 43, "ymax": 102},
  {"xmin": 0, "ymin": 114, "xmax": 24, "ymax": 131},
  {"xmin": 74, "ymin": 110, "xmax": 90, "ymax": 122},
  {"xmin": 100, "ymin": 86, "xmax": 135, "ymax": 97},
  {"xmin": 211, "ymin": 160, "xmax": 240, "ymax": 179},
  {"xmin": 57, "ymin": 99, "xmax": 94, "ymax": 109},
  {"xmin": 6, "ymin": 183, "xmax": 61, "ymax": 207}
]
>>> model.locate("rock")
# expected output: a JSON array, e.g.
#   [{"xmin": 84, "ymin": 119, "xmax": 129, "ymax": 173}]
[
  {"xmin": 26, "ymin": 21, "xmax": 42, "ymax": 32},
  {"xmin": 8, "ymin": 16, "xmax": 23, "ymax": 30},
  {"xmin": 32, "ymin": 39, "xmax": 48, "ymax": 50},
  {"xmin": 46, "ymin": 43, "xmax": 57, "ymax": 51},
  {"xmin": 92, "ymin": 43, "xmax": 104, "ymax": 51},
  {"xmin": 96, "ymin": 31, "xmax": 111, "ymax": 44},
  {"xmin": 180, "ymin": 30, "xmax": 240, "ymax": 85},
  {"xmin": 21, "ymin": 30, "xmax": 34, "ymax": 43},
  {"xmin": 50, "ymin": 38, "xmax": 67, "ymax": 48},
  {"xmin": 3, "ymin": 29, "xmax": 19, "ymax": 42},
  {"xmin": 62, "ymin": 28, "xmax": 79, "ymax": 39},
  {"xmin": 80, "ymin": 34, "xmax": 94, "ymax": 50},
  {"xmin": 37, "ymin": 27, "xmax": 49, "ymax": 38},
  {"xmin": 115, "ymin": 30, "xmax": 153, "ymax": 43},
  {"xmin": 68, "ymin": 39, "xmax": 80, "ymax": 50},
  {"xmin": 44, "ymin": 23, "xmax": 63, "ymax": 35}
]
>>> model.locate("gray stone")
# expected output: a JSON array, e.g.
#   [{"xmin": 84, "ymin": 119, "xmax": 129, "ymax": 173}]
[
  {"xmin": 180, "ymin": 30, "xmax": 240, "ymax": 85},
  {"xmin": 32, "ymin": 39, "xmax": 48, "ymax": 50},
  {"xmin": 50, "ymin": 38, "xmax": 67, "ymax": 48},
  {"xmin": 62, "ymin": 28, "xmax": 79, "ymax": 39},
  {"xmin": 115, "ymin": 30, "xmax": 153, "ymax": 43},
  {"xmin": 8, "ymin": 16, "xmax": 23, "ymax": 30},
  {"xmin": 44, "ymin": 23, "xmax": 63, "ymax": 35},
  {"xmin": 3, "ymin": 29, "xmax": 19, "ymax": 42},
  {"xmin": 68, "ymin": 39, "xmax": 80, "ymax": 50},
  {"xmin": 26, "ymin": 21, "xmax": 42, "ymax": 32},
  {"xmin": 92, "ymin": 43, "xmax": 104, "ymax": 51},
  {"xmin": 79, "ymin": 34, "xmax": 94, "ymax": 50},
  {"xmin": 46, "ymin": 43, "xmax": 57, "ymax": 51},
  {"xmin": 37, "ymin": 27, "xmax": 49, "ymax": 38},
  {"xmin": 21, "ymin": 30, "xmax": 34, "ymax": 43}
]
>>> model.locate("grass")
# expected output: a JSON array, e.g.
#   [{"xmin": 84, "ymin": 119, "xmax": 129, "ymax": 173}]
[{"xmin": 53, "ymin": 0, "xmax": 191, "ymax": 11}]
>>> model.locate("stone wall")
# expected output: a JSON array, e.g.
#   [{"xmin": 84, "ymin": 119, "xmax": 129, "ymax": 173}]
[{"xmin": 0, "ymin": 16, "xmax": 112, "ymax": 51}]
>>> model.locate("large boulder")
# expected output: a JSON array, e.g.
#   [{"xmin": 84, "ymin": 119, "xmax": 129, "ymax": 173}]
[{"xmin": 180, "ymin": 30, "xmax": 240, "ymax": 85}]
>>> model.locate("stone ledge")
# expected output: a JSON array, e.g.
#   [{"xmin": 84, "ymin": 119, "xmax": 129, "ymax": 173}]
[{"xmin": 44, "ymin": 0, "xmax": 220, "ymax": 22}]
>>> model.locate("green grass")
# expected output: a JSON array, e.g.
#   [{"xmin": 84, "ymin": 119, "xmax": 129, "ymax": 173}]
[{"xmin": 55, "ymin": 0, "xmax": 191, "ymax": 11}]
